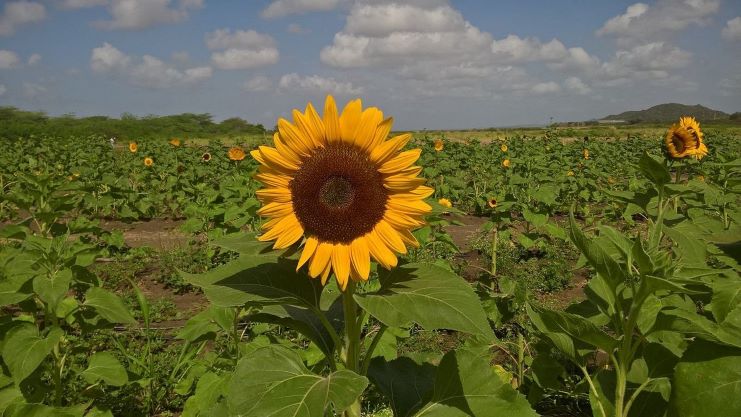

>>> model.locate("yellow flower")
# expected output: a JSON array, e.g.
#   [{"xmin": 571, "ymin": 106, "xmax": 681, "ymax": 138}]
[
  {"xmin": 228, "ymin": 147, "xmax": 246, "ymax": 161},
  {"xmin": 583, "ymin": 149, "xmax": 589, "ymax": 160},
  {"xmin": 144, "ymin": 157, "xmax": 154, "ymax": 166},
  {"xmin": 567, "ymin": 170, "xmax": 574, "ymax": 177},
  {"xmin": 502, "ymin": 159, "xmax": 510, "ymax": 168},
  {"xmin": 202, "ymin": 152, "xmax": 212, "ymax": 162},
  {"xmin": 488, "ymin": 198, "xmax": 497, "ymax": 208},
  {"xmin": 500, "ymin": 144, "xmax": 508, "ymax": 152},
  {"xmin": 696, "ymin": 175, "xmax": 705, "ymax": 182},
  {"xmin": 169, "ymin": 138, "xmax": 181, "ymax": 147},
  {"xmin": 252, "ymin": 96, "xmax": 431, "ymax": 290},
  {"xmin": 434, "ymin": 139, "xmax": 444, "ymax": 152},
  {"xmin": 665, "ymin": 116, "xmax": 707, "ymax": 160},
  {"xmin": 608, "ymin": 176, "xmax": 616, "ymax": 184},
  {"xmin": 129, "ymin": 142, "xmax": 138, "ymax": 153},
  {"xmin": 438, "ymin": 198, "xmax": 452, "ymax": 208}
]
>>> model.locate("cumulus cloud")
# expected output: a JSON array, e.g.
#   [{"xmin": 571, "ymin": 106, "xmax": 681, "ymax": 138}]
[
  {"xmin": 23, "ymin": 81, "xmax": 46, "ymax": 99},
  {"xmin": 287, "ymin": 23, "xmax": 308, "ymax": 34},
  {"xmin": 0, "ymin": 50, "xmax": 21, "ymax": 68},
  {"xmin": 721, "ymin": 17, "xmax": 741, "ymax": 41},
  {"xmin": 530, "ymin": 82, "xmax": 561, "ymax": 94},
  {"xmin": 90, "ymin": 42, "xmax": 212, "ymax": 88},
  {"xmin": 278, "ymin": 73, "xmax": 362, "ymax": 94},
  {"xmin": 243, "ymin": 75, "xmax": 272, "ymax": 92},
  {"xmin": 205, "ymin": 29, "xmax": 279, "ymax": 69},
  {"xmin": 597, "ymin": 0, "xmax": 719, "ymax": 44},
  {"xmin": 0, "ymin": 1, "xmax": 46, "ymax": 36},
  {"xmin": 601, "ymin": 42, "xmax": 691, "ymax": 81},
  {"xmin": 262, "ymin": 0, "xmax": 341, "ymax": 19},
  {"xmin": 564, "ymin": 77, "xmax": 591, "ymax": 95},
  {"xmin": 94, "ymin": 0, "xmax": 203, "ymax": 31},
  {"xmin": 27, "ymin": 53, "xmax": 41, "ymax": 65},
  {"xmin": 57, "ymin": 0, "xmax": 107, "ymax": 8}
]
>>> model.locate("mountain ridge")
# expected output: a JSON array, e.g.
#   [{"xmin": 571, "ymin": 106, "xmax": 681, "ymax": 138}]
[{"xmin": 602, "ymin": 103, "xmax": 730, "ymax": 122}]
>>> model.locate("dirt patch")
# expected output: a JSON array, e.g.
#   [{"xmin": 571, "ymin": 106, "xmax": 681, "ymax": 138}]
[
  {"xmin": 137, "ymin": 275, "xmax": 207, "ymax": 329},
  {"xmin": 102, "ymin": 219, "xmax": 190, "ymax": 250},
  {"xmin": 537, "ymin": 267, "xmax": 589, "ymax": 310},
  {"xmin": 445, "ymin": 214, "xmax": 491, "ymax": 281}
]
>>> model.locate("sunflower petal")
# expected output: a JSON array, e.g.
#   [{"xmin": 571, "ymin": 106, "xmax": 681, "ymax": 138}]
[
  {"xmin": 278, "ymin": 119, "xmax": 312, "ymax": 157},
  {"xmin": 259, "ymin": 146, "xmax": 299, "ymax": 172},
  {"xmin": 353, "ymin": 107, "xmax": 383, "ymax": 149},
  {"xmin": 257, "ymin": 202, "xmax": 293, "ymax": 217},
  {"xmin": 255, "ymin": 187, "xmax": 292, "ymax": 203},
  {"xmin": 364, "ymin": 117, "xmax": 393, "ymax": 153},
  {"xmin": 366, "ymin": 230, "xmax": 398, "ymax": 270},
  {"xmin": 297, "ymin": 236, "xmax": 319, "ymax": 271},
  {"xmin": 255, "ymin": 171, "xmax": 291, "ymax": 188},
  {"xmin": 339, "ymin": 99, "xmax": 362, "ymax": 144},
  {"xmin": 273, "ymin": 220, "xmax": 304, "ymax": 249},
  {"xmin": 332, "ymin": 244, "xmax": 351, "ymax": 290},
  {"xmin": 309, "ymin": 242, "xmax": 333, "ymax": 278},
  {"xmin": 374, "ymin": 220, "xmax": 407, "ymax": 254},
  {"xmin": 370, "ymin": 133, "xmax": 411, "ymax": 164},
  {"xmin": 387, "ymin": 198, "xmax": 431, "ymax": 215},
  {"xmin": 350, "ymin": 238, "xmax": 371, "ymax": 280},
  {"xmin": 379, "ymin": 149, "xmax": 422, "ymax": 174},
  {"xmin": 258, "ymin": 214, "xmax": 301, "ymax": 244},
  {"xmin": 324, "ymin": 95, "xmax": 341, "ymax": 143}
]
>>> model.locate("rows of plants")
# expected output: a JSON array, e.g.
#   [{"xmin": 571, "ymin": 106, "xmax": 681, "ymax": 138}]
[{"xmin": 0, "ymin": 113, "xmax": 739, "ymax": 416}]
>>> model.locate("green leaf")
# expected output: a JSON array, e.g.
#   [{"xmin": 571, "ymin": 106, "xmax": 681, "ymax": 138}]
[
  {"xmin": 4, "ymin": 403, "xmax": 86, "ymax": 417},
  {"xmin": 527, "ymin": 304, "xmax": 618, "ymax": 354},
  {"xmin": 367, "ymin": 356, "xmax": 437, "ymax": 417},
  {"xmin": 709, "ymin": 279, "xmax": 741, "ymax": 323},
  {"xmin": 33, "ymin": 269, "xmax": 72, "ymax": 311},
  {"xmin": 2, "ymin": 324, "xmax": 63, "ymax": 384},
  {"xmin": 209, "ymin": 233, "xmax": 276, "ymax": 256},
  {"xmin": 638, "ymin": 152, "xmax": 671, "ymax": 188},
  {"xmin": 227, "ymin": 345, "xmax": 368, "ymax": 417},
  {"xmin": 355, "ymin": 263, "xmax": 493, "ymax": 339},
  {"xmin": 664, "ymin": 226, "xmax": 707, "ymax": 266},
  {"xmin": 182, "ymin": 257, "xmax": 323, "ymax": 309},
  {"xmin": 81, "ymin": 352, "xmax": 128, "ymax": 387},
  {"xmin": 84, "ymin": 287, "xmax": 136, "ymax": 324},
  {"xmin": 670, "ymin": 340, "xmax": 741, "ymax": 417},
  {"xmin": 569, "ymin": 215, "xmax": 625, "ymax": 293},
  {"xmin": 413, "ymin": 349, "xmax": 537, "ymax": 417}
]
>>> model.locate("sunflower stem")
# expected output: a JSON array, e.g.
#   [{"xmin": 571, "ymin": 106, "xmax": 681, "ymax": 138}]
[{"xmin": 342, "ymin": 281, "xmax": 362, "ymax": 417}]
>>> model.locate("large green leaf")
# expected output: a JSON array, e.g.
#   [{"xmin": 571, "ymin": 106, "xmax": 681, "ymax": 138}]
[
  {"xmin": 709, "ymin": 279, "xmax": 741, "ymax": 323},
  {"xmin": 367, "ymin": 356, "xmax": 437, "ymax": 417},
  {"xmin": 527, "ymin": 304, "xmax": 618, "ymax": 353},
  {"xmin": 354, "ymin": 263, "xmax": 493, "ymax": 339},
  {"xmin": 182, "ymin": 256, "xmax": 323, "ymax": 309},
  {"xmin": 670, "ymin": 340, "xmax": 741, "ymax": 417},
  {"xmin": 83, "ymin": 287, "xmax": 136, "ymax": 324},
  {"xmin": 638, "ymin": 152, "xmax": 671, "ymax": 188},
  {"xmin": 569, "ymin": 217, "xmax": 625, "ymax": 292},
  {"xmin": 413, "ymin": 349, "xmax": 537, "ymax": 417},
  {"xmin": 227, "ymin": 345, "xmax": 367, "ymax": 417},
  {"xmin": 2, "ymin": 324, "xmax": 63, "ymax": 384},
  {"xmin": 81, "ymin": 352, "xmax": 128, "ymax": 387},
  {"xmin": 33, "ymin": 268, "xmax": 72, "ymax": 311}
]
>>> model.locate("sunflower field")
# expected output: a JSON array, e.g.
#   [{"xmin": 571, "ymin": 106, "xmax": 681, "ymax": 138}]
[{"xmin": 0, "ymin": 97, "xmax": 740, "ymax": 417}]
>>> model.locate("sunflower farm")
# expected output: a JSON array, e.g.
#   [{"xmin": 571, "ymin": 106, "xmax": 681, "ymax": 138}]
[{"xmin": 0, "ymin": 97, "xmax": 740, "ymax": 417}]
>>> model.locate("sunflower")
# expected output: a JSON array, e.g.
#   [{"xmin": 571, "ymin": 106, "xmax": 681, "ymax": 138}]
[
  {"xmin": 438, "ymin": 198, "xmax": 452, "ymax": 208},
  {"xmin": 488, "ymin": 198, "xmax": 497, "ymax": 208},
  {"xmin": 583, "ymin": 149, "xmax": 589, "ymax": 160},
  {"xmin": 129, "ymin": 142, "xmax": 138, "ymax": 153},
  {"xmin": 144, "ymin": 157, "xmax": 154, "ymax": 166},
  {"xmin": 228, "ymin": 146, "xmax": 246, "ymax": 161},
  {"xmin": 567, "ymin": 170, "xmax": 574, "ymax": 177},
  {"xmin": 434, "ymin": 139, "xmax": 444, "ymax": 152},
  {"xmin": 679, "ymin": 116, "xmax": 708, "ymax": 160},
  {"xmin": 502, "ymin": 159, "xmax": 510, "ymax": 168},
  {"xmin": 252, "ymin": 96, "xmax": 431, "ymax": 290},
  {"xmin": 169, "ymin": 138, "xmax": 181, "ymax": 147},
  {"xmin": 500, "ymin": 144, "xmax": 508, "ymax": 152},
  {"xmin": 202, "ymin": 152, "xmax": 212, "ymax": 162}
]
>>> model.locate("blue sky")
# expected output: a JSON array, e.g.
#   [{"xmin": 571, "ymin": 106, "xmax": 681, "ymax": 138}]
[{"xmin": 0, "ymin": 0, "xmax": 739, "ymax": 129}]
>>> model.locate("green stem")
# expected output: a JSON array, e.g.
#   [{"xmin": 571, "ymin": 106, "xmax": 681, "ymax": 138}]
[
  {"xmin": 579, "ymin": 365, "xmax": 607, "ymax": 417},
  {"xmin": 491, "ymin": 225, "xmax": 498, "ymax": 279},
  {"xmin": 360, "ymin": 324, "xmax": 387, "ymax": 375},
  {"xmin": 342, "ymin": 282, "xmax": 362, "ymax": 417}
]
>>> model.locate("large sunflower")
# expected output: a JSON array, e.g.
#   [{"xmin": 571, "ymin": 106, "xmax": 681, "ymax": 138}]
[
  {"xmin": 665, "ymin": 116, "xmax": 708, "ymax": 160},
  {"xmin": 252, "ymin": 96, "xmax": 431, "ymax": 290}
]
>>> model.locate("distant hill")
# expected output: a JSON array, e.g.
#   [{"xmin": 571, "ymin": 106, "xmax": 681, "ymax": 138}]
[{"xmin": 602, "ymin": 103, "xmax": 729, "ymax": 123}]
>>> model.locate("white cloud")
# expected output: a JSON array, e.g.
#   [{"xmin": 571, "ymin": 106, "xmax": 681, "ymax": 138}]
[
  {"xmin": 564, "ymin": 77, "xmax": 591, "ymax": 95},
  {"xmin": 23, "ymin": 81, "xmax": 46, "ymax": 99},
  {"xmin": 57, "ymin": 0, "xmax": 107, "ymax": 8},
  {"xmin": 90, "ymin": 42, "xmax": 212, "ymax": 88},
  {"xmin": 721, "ymin": 17, "xmax": 741, "ymax": 41},
  {"xmin": 262, "ymin": 0, "xmax": 340, "ymax": 19},
  {"xmin": 27, "ymin": 53, "xmax": 41, "ymax": 65},
  {"xmin": 491, "ymin": 35, "xmax": 568, "ymax": 63},
  {"xmin": 243, "ymin": 75, "xmax": 272, "ymax": 92},
  {"xmin": 601, "ymin": 42, "xmax": 691, "ymax": 80},
  {"xmin": 530, "ymin": 82, "xmax": 561, "ymax": 94},
  {"xmin": 0, "ymin": 1, "xmax": 46, "ymax": 36},
  {"xmin": 278, "ymin": 73, "xmax": 362, "ymax": 95},
  {"xmin": 287, "ymin": 23, "xmax": 308, "ymax": 34},
  {"xmin": 0, "ymin": 50, "xmax": 21, "ymax": 68},
  {"xmin": 94, "ymin": 0, "xmax": 203, "ymax": 31},
  {"xmin": 205, "ymin": 29, "xmax": 279, "ymax": 70},
  {"xmin": 0, "ymin": 84, "xmax": 6, "ymax": 96},
  {"xmin": 597, "ymin": 0, "xmax": 720, "ymax": 44}
]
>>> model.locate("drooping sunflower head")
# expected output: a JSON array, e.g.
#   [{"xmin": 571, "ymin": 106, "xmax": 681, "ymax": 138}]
[
  {"xmin": 434, "ymin": 139, "xmax": 444, "ymax": 152},
  {"xmin": 487, "ymin": 197, "xmax": 497, "ymax": 208},
  {"xmin": 502, "ymin": 159, "xmax": 510, "ymax": 168},
  {"xmin": 664, "ymin": 123, "xmax": 698, "ymax": 159},
  {"xmin": 129, "ymin": 142, "xmax": 138, "ymax": 153},
  {"xmin": 169, "ymin": 138, "xmax": 181, "ymax": 147},
  {"xmin": 202, "ymin": 152, "xmax": 212, "ymax": 162},
  {"xmin": 500, "ymin": 144, "xmax": 508, "ymax": 153},
  {"xmin": 144, "ymin": 157, "xmax": 154, "ymax": 167},
  {"xmin": 438, "ymin": 198, "xmax": 452, "ymax": 208},
  {"xmin": 228, "ymin": 146, "xmax": 246, "ymax": 161},
  {"xmin": 252, "ymin": 96, "xmax": 431, "ymax": 290}
]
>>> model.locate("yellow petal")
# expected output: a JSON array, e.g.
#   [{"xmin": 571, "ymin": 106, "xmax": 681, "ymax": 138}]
[
  {"xmin": 366, "ymin": 229, "xmax": 398, "ymax": 270},
  {"xmin": 350, "ymin": 238, "xmax": 371, "ymax": 280},
  {"xmin": 278, "ymin": 119, "xmax": 312, "ymax": 157},
  {"xmin": 383, "ymin": 173, "xmax": 426, "ymax": 192},
  {"xmin": 324, "ymin": 95, "xmax": 341, "ymax": 143},
  {"xmin": 259, "ymin": 146, "xmax": 299, "ymax": 172},
  {"xmin": 255, "ymin": 171, "xmax": 291, "ymax": 188},
  {"xmin": 296, "ymin": 236, "xmax": 319, "ymax": 271},
  {"xmin": 332, "ymin": 244, "xmax": 351, "ymax": 290},
  {"xmin": 379, "ymin": 149, "xmax": 421, "ymax": 174},
  {"xmin": 374, "ymin": 220, "xmax": 406, "ymax": 254},
  {"xmin": 370, "ymin": 133, "xmax": 411, "ymax": 164},
  {"xmin": 295, "ymin": 104, "xmax": 325, "ymax": 148},
  {"xmin": 273, "ymin": 132, "xmax": 303, "ymax": 165},
  {"xmin": 397, "ymin": 227, "xmax": 420, "ymax": 248},
  {"xmin": 251, "ymin": 149, "xmax": 266, "ymax": 165},
  {"xmin": 320, "ymin": 261, "xmax": 332, "ymax": 285},
  {"xmin": 258, "ymin": 214, "xmax": 301, "ymax": 244},
  {"xmin": 352, "ymin": 107, "xmax": 383, "ymax": 149},
  {"xmin": 384, "ymin": 210, "xmax": 424, "ymax": 229},
  {"xmin": 257, "ymin": 202, "xmax": 293, "ymax": 217},
  {"xmin": 386, "ymin": 198, "xmax": 431, "ymax": 215},
  {"xmin": 364, "ymin": 117, "xmax": 392, "ymax": 153},
  {"xmin": 309, "ymin": 242, "xmax": 333, "ymax": 278},
  {"xmin": 256, "ymin": 187, "xmax": 292, "ymax": 203},
  {"xmin": 273, "ymin": 219, "xmax": 304, "ymax": 249},
  {"xmin": 339, "ymin": 99, "xmax": 362, "ymax": 144}
]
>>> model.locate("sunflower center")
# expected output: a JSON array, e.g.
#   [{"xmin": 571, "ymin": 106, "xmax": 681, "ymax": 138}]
[
  {"xmin": 672, "ymin": 134, "xmax": 686, "ymax": 152},
  {"xmin": 290, "ymin": 143, "xmax": 388, "ymax": 244}
]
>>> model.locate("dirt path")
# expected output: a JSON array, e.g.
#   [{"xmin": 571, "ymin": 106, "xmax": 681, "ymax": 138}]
[{"xmin": 101, "ymin": 219, "xmax": 190, "ymax": 250}]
